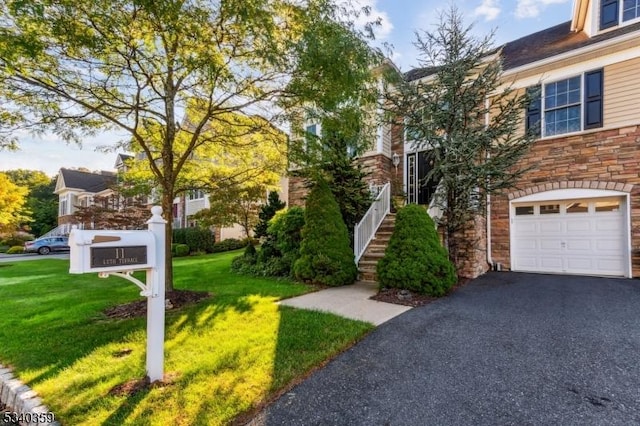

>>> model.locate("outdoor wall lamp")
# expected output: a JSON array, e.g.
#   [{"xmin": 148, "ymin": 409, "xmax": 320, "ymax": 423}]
[{"xmin": 392, "ymin": 152, "xmax": 400, "ymax": 172}]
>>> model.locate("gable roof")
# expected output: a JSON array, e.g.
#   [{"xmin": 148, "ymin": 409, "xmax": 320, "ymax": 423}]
[
  {"xmin": 58, "ymin": 168, "xmax": 116, "ymax": 193},
  {"xmin": 501, "ymin": 20, "xmax": 640, "ymax": 70},
  {"xmin": 405, "ymin": 21, "xmax": 640, "ymax": 81}
]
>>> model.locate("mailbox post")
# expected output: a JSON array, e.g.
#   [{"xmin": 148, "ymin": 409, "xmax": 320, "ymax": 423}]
[
  {"xmin": 145, "ymin": 207, "xmax": 165, "ymax": 382},
  {"xmin": 69, "ymin": 206, "xmax": 167, "ymax": 383}
]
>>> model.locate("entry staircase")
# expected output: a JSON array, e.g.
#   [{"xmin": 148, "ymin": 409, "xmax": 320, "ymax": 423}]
[
  {"xmin": 39, "ymin": 223, "xmax": 73, "ymax": 238},
  {"xmin": 353, "ymin": 181, "xmax": 443, "ymax": 284},
  {"xmin": 357, "ymin": 213, "xmax": 395, "ymax": 284}
]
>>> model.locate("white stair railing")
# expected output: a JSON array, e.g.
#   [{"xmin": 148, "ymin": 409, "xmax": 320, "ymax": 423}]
[
  {"xmin": 39, "ymin": 223, "xmax": 73, "ymax": 238},
  {"xmin": 354, "ymin": 182, "xmax": 391, "ymax": 264}
]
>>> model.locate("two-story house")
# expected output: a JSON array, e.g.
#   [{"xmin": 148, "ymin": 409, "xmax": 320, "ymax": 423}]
[{"xmin": 294, "ymin": 0, "xmax": 640, "ymax": 280}]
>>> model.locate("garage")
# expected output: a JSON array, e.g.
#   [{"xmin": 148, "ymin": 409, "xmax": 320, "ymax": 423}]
[{"xmin": 510, "ymin": 190, "xmax": 630, "ymax": 277}]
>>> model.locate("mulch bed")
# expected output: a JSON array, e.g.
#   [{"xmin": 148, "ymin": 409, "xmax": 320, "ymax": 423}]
[
  {"xmin": 371, "ymin": 278, "xmax": 472, "ymax": 307},
  {"xmin": 103, "ymin": 290, "xmax": 210, "ymax": 319}
]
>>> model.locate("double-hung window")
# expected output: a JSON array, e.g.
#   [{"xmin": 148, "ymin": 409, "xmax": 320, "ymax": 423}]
[{"xmin": 525, "ymin": 69, "xmax": 603, "ymax": 138}]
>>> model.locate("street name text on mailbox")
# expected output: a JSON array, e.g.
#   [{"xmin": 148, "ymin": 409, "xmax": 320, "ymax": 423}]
[
  {"xmin": 91, "ymin": 246, "xmax": 148, "ymax": 268},
  {"xmin": 69, "ymin": 229, "xmax": 156, "ymax": 274}
]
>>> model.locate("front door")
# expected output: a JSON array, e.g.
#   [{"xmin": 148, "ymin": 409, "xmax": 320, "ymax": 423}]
[{"xmin": 407, "ymin": 151, "xmax": 439, "ymax": 205}]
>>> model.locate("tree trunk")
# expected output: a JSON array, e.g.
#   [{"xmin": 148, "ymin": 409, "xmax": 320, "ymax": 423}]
[{"xmin": 162, "ymin": 191, "xmax": 174, "ymax": 292}]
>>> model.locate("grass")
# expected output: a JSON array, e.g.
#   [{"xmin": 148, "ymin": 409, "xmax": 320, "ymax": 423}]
[{"xmin": 0, "ymin": 251, "xmax": 373, "ymax": 425}]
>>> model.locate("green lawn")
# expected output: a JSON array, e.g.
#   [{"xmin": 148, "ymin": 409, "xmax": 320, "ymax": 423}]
[{"xmin": 0, "ymin": 251, "xmax": 373, "ymax": 425}]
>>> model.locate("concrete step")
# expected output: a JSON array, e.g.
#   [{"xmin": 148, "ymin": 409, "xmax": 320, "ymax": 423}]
[
  {"xmin": 358, "ymin": 260, "xmax": 378, "ymax": 268},
  {"xmin": 358, "ymin": 271, "xmax": 377, "ymax": 282},
  {"xmin": 361, "ymin": 252, "xmax": 385, "ymax": 261},
  {"xmin": 357, "ymin": 280, "xmax": 378, "ymax": 287}
]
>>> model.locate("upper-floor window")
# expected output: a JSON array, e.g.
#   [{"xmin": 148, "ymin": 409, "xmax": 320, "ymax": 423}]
[
  {"xmin": 188, "ymin": 190, "xmax": 205, "ymax": 200},
  {"xmin": 623, "ymin": 0, "xmax": 640, "ymax": 21},
  {"xmin": 600, "ymin": 0, "xmax": 640, "ymax": 30},
  {"xmin": 526, "ymin": 69, "xmax": 603, "ymax": 138}
]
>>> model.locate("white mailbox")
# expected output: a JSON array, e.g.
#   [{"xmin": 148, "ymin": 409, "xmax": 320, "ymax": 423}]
[{"xmin": 69, "ymin": 229, "xmax": 157, "ymax": 274}]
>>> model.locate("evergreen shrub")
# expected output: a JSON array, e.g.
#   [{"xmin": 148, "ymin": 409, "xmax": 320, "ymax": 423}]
[
  {"xmin": 377, "ymin": 204, "xmax": 457, "ymax": 296},
  {"xmin": 7, "ymin": 246, "xmax": 24, "ymax": 254},
  {"xmin": 173, "ymin": 244, "xmax": 190, "ymax": 257},
  {"xmin": 294, "ymin": 180, "xmax": 357, "ymax": 286}
]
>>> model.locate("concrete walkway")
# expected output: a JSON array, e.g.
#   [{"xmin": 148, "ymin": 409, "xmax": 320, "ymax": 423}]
[{"xmin": 279, "ymin": 281, "xmax": 411, "ymax": 326}]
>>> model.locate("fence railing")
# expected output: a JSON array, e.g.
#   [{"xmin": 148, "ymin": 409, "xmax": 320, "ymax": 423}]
[{"xmin": 354, "ymin": 182, "xmax": 391, "ymax": 264}]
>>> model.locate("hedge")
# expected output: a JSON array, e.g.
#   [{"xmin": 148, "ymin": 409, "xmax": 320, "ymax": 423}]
[{"xmin": 172, "ymin": 228, "xmax": 215, "ymax": 253}]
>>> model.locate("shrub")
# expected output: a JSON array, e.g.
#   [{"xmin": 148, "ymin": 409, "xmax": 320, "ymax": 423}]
[
  {"xmin": 173, "ymin": 244, "xmax": 190, "ymax": 257},
  {"xmin": 377, "ymin": 204, "xmax": 456, "ymax": 296},
  {"xmin": 294, "ymin": 180, "xmax": 357, "ymax": 286},
  {"xmin": 1, "ymin": 233, "xmax": 34, "ymax": 247},
  {"xmin": 173, "ymin": 228, "xmax": 215, "ymax": 253},
  {"xmin": 231, "ymin": 243, "xmax": 259, "ymax": 274},
  {"xmin": 254, "ymin": 191, "xmax": 286, "ymax": 239},
  {"xmin": 0, "ymin": 245, "xmax": 9, "ymax": 253},
  {"xmin": 212, "ymin": 238, "xmax": 246, "ymax": 253},
  {"xmin": 7, "ymin": 246, "xmax": 24, "ymax": 254},
  {"xmin": 257, "ymin": 207, "xmax": 306, "ymax": 276}
]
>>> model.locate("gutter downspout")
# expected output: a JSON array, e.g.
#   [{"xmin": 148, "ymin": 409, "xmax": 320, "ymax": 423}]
[{"xmin": 484, "ymin": 97, "xmax": 494, "ymax": 270}]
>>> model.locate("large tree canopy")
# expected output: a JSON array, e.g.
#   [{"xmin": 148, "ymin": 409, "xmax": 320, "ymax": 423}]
[
  {"xmin": 0, "ymin": 0, "xmax": 380, "ymax": 289},
  {"xmin": 0, "ymin": 172, "xmax": 28, "ymax": 233},
  {"xmin": 4, "ymin": 169, "xmax": 57, "ymax": 236}
]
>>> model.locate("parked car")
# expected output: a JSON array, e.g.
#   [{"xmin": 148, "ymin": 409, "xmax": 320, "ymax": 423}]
[{"xmin": 24, "ymin": 236, "xmax": 70, "ymax": 255}]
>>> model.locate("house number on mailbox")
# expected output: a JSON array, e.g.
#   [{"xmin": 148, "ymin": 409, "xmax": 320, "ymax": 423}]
[{"xmin": 91, "ymin": 246, "xmax": 148, "ymax": 268}]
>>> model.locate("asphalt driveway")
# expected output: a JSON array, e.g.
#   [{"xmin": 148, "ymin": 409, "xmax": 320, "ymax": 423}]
[{"xmin": 252, "ymin": 272, "xmax": 640, "ymax": 425}]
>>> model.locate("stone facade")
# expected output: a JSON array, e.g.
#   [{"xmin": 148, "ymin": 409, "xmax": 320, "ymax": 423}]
[
  {"xmin": 451, "ymin": 216, "xmax": 490, "ymax": 279},
  {"xmin": 490, "ymin": 125, "xmax": 640, "ymax": 277}
]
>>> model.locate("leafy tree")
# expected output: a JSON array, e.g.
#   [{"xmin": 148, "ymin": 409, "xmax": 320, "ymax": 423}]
[
  {"xmin": 4, "ymin": 169, "xmax": 57, "ymax": 236},
  {"xmin": 284, "ymin": 17, "xmax": 382, "ymax": 239},
  {"xmin": 192, "ymin": 184, "xmax": 264, "ymax": 240},
  {"xmin": 385, "ymin": 7, "xmax": 535, "ymax": 272},
  {"xmin": 0, "ymin": 0, "xmax": 378, "ymax": 291},
  {"xmin": 377, "ymin": 204, "xmax": 456, "ymax": 296},
  {"xmin": 294, "ymin": 179, "xmax": 357, "ymax": 286},
  {"xmin": 254, "ymin": 191, "xmax": 286, "ymax": 240},
  {"xmin": 73, "ymin": 195, "xmax": 149, "ymax": 230},
  {"xmin": 0, "ymin": 172, "xmax": 28, "ymax": 232}
]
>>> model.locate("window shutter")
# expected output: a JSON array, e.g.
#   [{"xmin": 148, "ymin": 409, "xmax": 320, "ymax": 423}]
[
  {"xmin": 525, "ymin": 85, "xmax": 541, "ymax": 137},
  {"xmin": 600, "ymin": 0, "xmax": 619, "ymax": 30},
  {"xmin": 584, "ymin": 69, "xmax": 604, "ymax": 129}
]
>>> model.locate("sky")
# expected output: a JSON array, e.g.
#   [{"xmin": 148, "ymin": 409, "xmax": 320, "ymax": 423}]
[{"xmin": 0, "ymin": 0, "xmax": 575, "ymax": 177}]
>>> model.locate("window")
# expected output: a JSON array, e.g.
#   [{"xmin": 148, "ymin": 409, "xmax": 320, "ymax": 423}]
[
  {"xmin": 567, "ymin": 202, "xmax": 588, "ymax": 213},
  {"xmin": 59, "ymin": 198, "xmax": 68, "ymax": 216},
  {"xmin": 623, "ymin": 0, "xmax": 640, "ymax": 21},
  {"xmin": 188, "ymin": 190, "xmax": 205, "ymax": 200},
  {"xmin": 600, "ymin": 0, "xmax": 640, "ymax": 30},
  {"xmin": 540, "ymin": 204, "xmax": 560, "ymax": 215},
  {"xmin": 544, "ymin": 77, "xmax": 581, "ymax": 136},
  {"xmin": 526, "ymin": 69, "xmax": 603, "ymax": 138},
  {"xmin": 515, "ymin": 206, "xmax": 534, "ymax": 215},
  {"xmin": 595, "ymin": 200, "xmax": 620, "ymax": 212}
]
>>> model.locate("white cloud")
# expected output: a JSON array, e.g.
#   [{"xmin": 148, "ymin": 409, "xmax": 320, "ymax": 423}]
[
  {"xmin": 474, "ymin": 0, "xmax": 501, "ymax": 22},
  {"xmin": 350, "ymin": 0, "xmax": 394, "ymax": 40},
  {"xmin": 515, "ymin": 0, "xmax": 570, "ymax": 19}
]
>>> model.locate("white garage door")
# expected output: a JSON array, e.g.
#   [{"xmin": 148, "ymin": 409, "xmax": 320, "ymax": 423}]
[{"xmin": 511, "ymin": 197, "xmax": 626, "ymax": 276}]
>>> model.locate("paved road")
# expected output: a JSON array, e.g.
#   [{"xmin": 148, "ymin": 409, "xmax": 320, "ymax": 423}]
[
  {"xmin": 0, "ymin": 253, "xmax": 69, "ymax": 263},
  {"xmin": 253, "ymin": 272, "xmax": 640, "ymax": 425}
]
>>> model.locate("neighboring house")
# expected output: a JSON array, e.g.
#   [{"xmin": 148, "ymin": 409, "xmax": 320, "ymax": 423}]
[
  {"xmin": 54, "ymin": 167, "xmax": 118, "ymax": 234},
  {"xmin": 291, "ymin": 0, "xmax": 640, "ymax": 280},
  {"xmin": 54, "ymin": 154, "xmax": 288, "ymax": 241}
]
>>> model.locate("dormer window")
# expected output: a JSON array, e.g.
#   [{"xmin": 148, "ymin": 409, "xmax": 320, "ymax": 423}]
[
  {"xmin": 600, "ymin": 0, "xmax": 640, "ymax": 30},
  {"xmin": 623, "ymin": 0, "xmax": 640, "ymax": 21}
]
